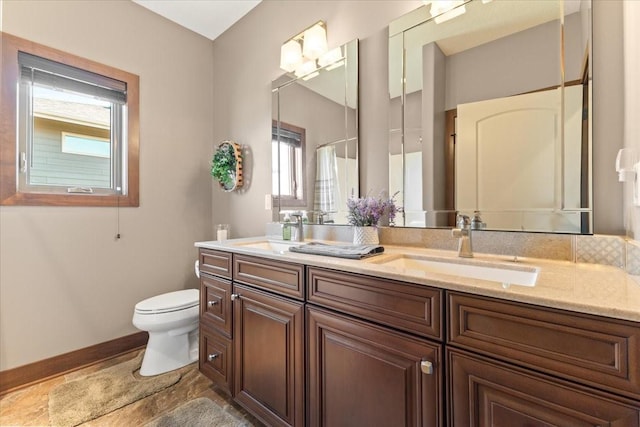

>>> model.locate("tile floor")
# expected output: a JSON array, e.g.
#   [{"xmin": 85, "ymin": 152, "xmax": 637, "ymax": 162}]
[{"xmin": 0, "ymin": 350, "xmax": 262, "ymax": 426}]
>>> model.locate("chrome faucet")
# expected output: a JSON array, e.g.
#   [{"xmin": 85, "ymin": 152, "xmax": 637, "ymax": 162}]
[
  {"xmin": 452, "ymin": 214, "xmax": 473, "ymax": 258},
  {"xmin": 290, "ymin": 214, "xmax": 304, "ymax": 242}
]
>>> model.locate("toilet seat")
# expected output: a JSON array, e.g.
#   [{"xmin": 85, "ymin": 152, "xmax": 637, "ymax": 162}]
[{"xmin": 135, "ymin": 289, "xmax": 199, "ymax": 315}]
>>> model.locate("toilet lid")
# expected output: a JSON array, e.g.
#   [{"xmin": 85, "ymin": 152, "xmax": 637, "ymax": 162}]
[{"xmin": 135, "ymin": 289, "xmax": 199, "ymax": 314}]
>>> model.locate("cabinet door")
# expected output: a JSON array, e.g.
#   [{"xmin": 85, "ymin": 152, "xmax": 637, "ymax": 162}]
[
  {"xmin": 307, "ymin": 306, "xmax": 442, "ymax": 427},
  {"xmin": 448, "ymin": 348, "xmax": 640, "ymax": 427},
  {"xmin": 233, "ymin": 284, "xmax": 304, "ymax": 427}
]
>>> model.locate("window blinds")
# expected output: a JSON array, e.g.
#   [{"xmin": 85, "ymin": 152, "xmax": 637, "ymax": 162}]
[{"xmin": 18, "ymin": 51, "xmax": 127, "ymax": 104}]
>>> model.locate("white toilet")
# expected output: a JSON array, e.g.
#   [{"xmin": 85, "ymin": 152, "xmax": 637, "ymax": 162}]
[{"xmin": 132, "ymin": 289, "xmax": 200, "ymax": 376}]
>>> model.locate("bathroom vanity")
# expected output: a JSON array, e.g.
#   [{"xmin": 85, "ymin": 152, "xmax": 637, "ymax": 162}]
[{"xmin": 196, "ymin": 238, "xmax": 640, "ymax": 427}]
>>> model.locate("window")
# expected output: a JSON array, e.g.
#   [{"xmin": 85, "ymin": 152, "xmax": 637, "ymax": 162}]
[
  {"xmin": 61, "ymin": 133, "xmax": 110, "ymax": 159},
  {"xmin": 272, "ymin": 121, "xmax": 305, "ymax": 207},
  {"xmin": 1, "ymin": 33, "xmax": 139, "ymax": 206}
]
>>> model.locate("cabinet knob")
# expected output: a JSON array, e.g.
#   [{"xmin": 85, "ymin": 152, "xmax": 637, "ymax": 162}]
[
  {"xmin": 420, "ymin": 360, "xmax": 434, "ymax": 375},
  {"xmin": 231, "ymin": 293, "xmax": 240, "ymax": 301},
  {"xmin": 207, "ymin": 300, "xmax": 218, "ymax": 307},
  {"xmin": 208, "ymin": 353, "xmax": 219, "ymax": 361}
]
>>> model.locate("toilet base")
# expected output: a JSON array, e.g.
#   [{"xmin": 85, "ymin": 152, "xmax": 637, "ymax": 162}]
[{"xmin": 139, "ymin": 327, "xmax": 199, "ymax": 376}]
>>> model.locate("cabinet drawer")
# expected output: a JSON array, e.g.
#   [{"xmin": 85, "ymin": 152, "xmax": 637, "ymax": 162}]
[
  {"xmin": 307, "ymin": 267, "xmax": 442, "ymax": 340},
  {"xmin": 200, "ymin": 273, "xmax": 232, "ymax": 338},
  {"xmin": 199, "ymin": 249, "xmax": 232, "ymax": 279},
  {"xmin": 233, "ymin": 254, "xmax": 304, "ymax": 300},
  {"xmin": 448, "ymin": 348, "xmax": 640, "ymax": 426},
  {"xmin": 199, "ymin": 323, "xmax": 233, "ymax": 396},
  {"xmin": 448, "ymin": 292, "xmax": 640, "ymax": 400}
]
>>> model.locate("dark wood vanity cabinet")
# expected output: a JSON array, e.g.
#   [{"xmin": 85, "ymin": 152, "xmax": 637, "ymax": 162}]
[
  {"xmin": 232, "ymin": 254, "xmax": 306, "ymax": 427},
  {"xmin": 199, "ymin": 249, "xmax": 234, "ymax": 395},
  {"xmin": 447, "ymin": 292, "xmax": 640, "ymax": 426},
  {"xmin": 199, "ymin": 249, "xmax": 306, "ymax": 427},
  {"xmin": 306, "ymin": 267, "xmax": 444, "ymax": 426},
  {"xmin": 199, "ymin": 249, "xmax": 640, "ymax": 427}
]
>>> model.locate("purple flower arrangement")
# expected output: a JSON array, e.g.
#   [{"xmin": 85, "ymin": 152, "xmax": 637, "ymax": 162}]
[{"xmin": 346, "ymin": 192, "xmax": 398, "ymax": 227}]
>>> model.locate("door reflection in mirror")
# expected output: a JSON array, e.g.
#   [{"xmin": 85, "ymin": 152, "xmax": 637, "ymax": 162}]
[{"xmin": 388, "ymin": 0, "xmax": 592, "ymax": 234}]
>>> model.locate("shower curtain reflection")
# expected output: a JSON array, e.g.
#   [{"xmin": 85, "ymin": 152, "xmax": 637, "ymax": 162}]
[{"xmin": 314, "ymin": 145, "xmax": 340, "ymax": 222}]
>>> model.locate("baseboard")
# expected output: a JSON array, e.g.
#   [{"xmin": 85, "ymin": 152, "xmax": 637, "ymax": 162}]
[{"xmin": 0, "ymin": 331, "xmax": 147, "ymax": 396}]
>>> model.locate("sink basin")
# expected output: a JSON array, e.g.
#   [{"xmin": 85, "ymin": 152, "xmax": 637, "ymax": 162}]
[
  {"xmin": 232, "ymin": 239, "xmax": 299, "ymax": 253},
  {"xmin": 371, "ymin": 254, "xmax": 539, "ymax": 287}
]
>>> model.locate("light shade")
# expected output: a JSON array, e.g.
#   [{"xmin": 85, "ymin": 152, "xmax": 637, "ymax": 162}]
[
  {"xmin": 280, "ymin": 39, "xmax": 302, "ymax": 72},
  {"xmin": 302, "ymin": 23, "xmax": 328, "ymax": 60}
]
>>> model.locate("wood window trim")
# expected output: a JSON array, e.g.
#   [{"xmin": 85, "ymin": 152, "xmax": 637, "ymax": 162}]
[{"xmin": 0, "ymin": 32, "xmax": 139, "ymax": 207}]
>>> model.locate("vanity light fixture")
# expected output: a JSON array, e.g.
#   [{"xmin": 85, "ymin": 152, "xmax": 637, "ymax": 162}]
[{"xmin": 280, "ymin": 21, "xmax": 336, "ymax": 80}]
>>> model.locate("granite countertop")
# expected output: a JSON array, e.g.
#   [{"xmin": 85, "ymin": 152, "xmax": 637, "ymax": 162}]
[{"xmin": 195, "ymin": 237, "xmax": 640, "ymax": 323}]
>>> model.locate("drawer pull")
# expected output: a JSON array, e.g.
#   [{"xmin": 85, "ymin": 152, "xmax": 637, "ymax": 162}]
[
  {"xmin": 208, "ymin": 353, "xmax": 219, "ymax": 362},
  {"xmin": 231, "ymin": 293, "xmax": 241, "ymax": 301},
  {"xmin": 421, "ymin": 360, "xmax": 434, "ymax": 375},
  {"xmin": 207, "ymin": 300, "xmax": 218, "ymax": 307}
]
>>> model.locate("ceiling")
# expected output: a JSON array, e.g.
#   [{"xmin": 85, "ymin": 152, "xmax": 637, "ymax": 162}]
[{"xmin": 132, "ymin": 0, "xmax": 262, "ymax": 41}]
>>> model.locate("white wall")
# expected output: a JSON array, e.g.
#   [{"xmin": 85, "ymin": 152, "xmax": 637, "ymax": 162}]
[{"xmin": 0, "ymin": 1, "xmax": 214, "ymax": 370}]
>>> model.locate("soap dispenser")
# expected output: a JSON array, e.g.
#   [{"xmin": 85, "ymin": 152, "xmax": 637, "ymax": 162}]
[{"xmin": 282, "ymin": 214, "xmax": 291, "ymax": 240}]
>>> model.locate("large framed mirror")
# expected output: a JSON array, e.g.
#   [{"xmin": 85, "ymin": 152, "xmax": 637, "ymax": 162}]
[
  {"xmin": 389, "ymin": 0, "xmax": 592, "ymax": 233},
  {"xmin": 272, "ymin": 39, "xmax": 359, "ymax": 225}
]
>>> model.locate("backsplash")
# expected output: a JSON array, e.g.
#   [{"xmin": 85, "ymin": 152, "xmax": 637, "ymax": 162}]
[
  {"xmin": 575, "ymin": 234, "xmax": 625, "ymax": 268},
  {"xmin": 266, "ymin": 223, "xmax": 638, "ymax": 274}
]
